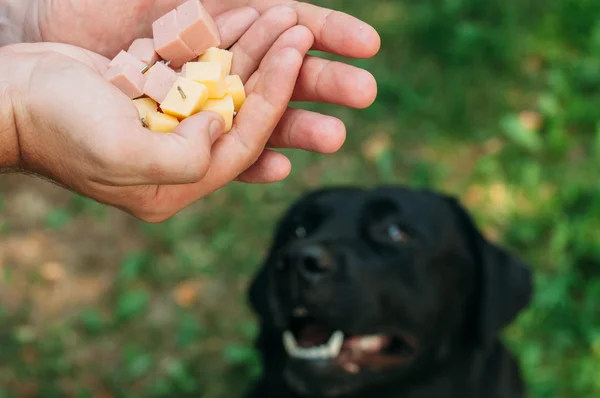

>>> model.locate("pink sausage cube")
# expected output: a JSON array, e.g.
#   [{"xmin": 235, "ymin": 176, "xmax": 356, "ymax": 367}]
[
  {"xmin": 152, "ymin": 9, "xmax": 196, "ymax": 68},
  {"xmin": 142, "ymin": 62, "xmax": 179, "ymax": 103},
  {"xmin": 127, "ymin": 38, "xmax": 161, "ymax": 66},
  {"xmin": 108, "ymin": 50, "xmax": 146, "ymax": 72},
  {"xmin": 104, "ymin": 64, "xmax": 146, "ymax": 99},
  {"xmin": 176, "ymin": 0, "xmax": 221, "ymax": 56}
]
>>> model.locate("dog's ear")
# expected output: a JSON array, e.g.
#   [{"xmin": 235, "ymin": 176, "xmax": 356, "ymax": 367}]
[
  {"xmin": 443, "ymin": 195, "xmax": 533, "ymax": 347},
  {"xmin": 475, "ymin": 236, "xmax": 533, "ymax": 346}
]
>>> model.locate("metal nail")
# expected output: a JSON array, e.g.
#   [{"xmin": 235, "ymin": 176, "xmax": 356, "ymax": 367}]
[{"xmin": 177, "ymin": 86, "xmax": 186, "ymax": 99}]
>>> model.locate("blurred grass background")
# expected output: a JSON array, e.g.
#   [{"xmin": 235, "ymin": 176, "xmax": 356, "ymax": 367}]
[{"xmin": 1, "ymin": 0, "xmax": 600, "ymax": 397}]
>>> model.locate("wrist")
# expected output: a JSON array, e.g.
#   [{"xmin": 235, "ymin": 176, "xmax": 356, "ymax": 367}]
[{"xmin": 0, "ymin": 0, "xmax": 39, "ymax": 47}]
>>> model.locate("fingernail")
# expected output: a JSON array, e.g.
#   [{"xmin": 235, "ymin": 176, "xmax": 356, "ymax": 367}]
[{"xmin": 209, "ymin": 119, "xmax": 223, "ymax": 141}]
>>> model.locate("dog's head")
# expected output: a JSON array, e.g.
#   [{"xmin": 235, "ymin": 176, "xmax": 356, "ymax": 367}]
[{"xmin": 248, "ymin": 186, "xmax": 532, "ymax": 397}]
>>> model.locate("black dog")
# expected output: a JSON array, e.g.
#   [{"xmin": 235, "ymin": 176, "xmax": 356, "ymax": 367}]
[{"xmin": 245, "ymin": 185, "xmax": 533, "ymax": 398}]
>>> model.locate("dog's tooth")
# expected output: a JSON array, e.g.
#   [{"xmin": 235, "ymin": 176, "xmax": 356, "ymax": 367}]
[
  {"xmin": 283, "ymin": 331, "xmax": 345, "ymax": 360},
  {"xmin": 318, "ymin": 346, "xmax": 329, "ymax": 359},
  {"xmin": 283, "ymin": 331, "xmax": 298, "ymax": 349},
  {"xmin": 314, "ymin": 346, "xmax": 328, "ymax": 359},
  {"xmin": 327, "ymin": 331, "xmax": 344, "ymax": 358},
  {"xmin": 283, "ymin": 331, "xmax": 299, "ymax": 356}
]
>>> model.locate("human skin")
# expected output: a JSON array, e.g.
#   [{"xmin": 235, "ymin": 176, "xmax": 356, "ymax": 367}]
[
  {"xmin": 0, "ymin": 25, "xmax": 313, "ymax": 222},
  {"xmin": 0, "ymin": 0, "xmax": 382, "ymax": 222},
  {"xmin": 1, "ymin": 0, "xmax": 381, "ymax": 156}
]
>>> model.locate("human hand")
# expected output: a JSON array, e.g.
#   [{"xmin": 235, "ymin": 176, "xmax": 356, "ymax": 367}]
[
  {"xmin": 1, "ymin": 28, "xmax": 312, "ymax": 221},
  {"xmin": 10, "ymin": 0, "xmax": 381, "ymax": 157}
]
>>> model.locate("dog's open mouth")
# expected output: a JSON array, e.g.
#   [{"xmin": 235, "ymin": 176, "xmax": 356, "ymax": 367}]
[{"xmin": 282, "ymin": 307, "xmax": 418, "ymax": 373}]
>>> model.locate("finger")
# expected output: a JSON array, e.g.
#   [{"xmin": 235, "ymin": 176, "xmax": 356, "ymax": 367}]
[
  {"xmin": 214, "ymin": 7, "xmax": 260, "ymax": 49},
  {"xmin": 293, "ymin": 3, "xmax": 381, "ymax": 58},
  {"xmin": 92, "ymin": 148, "xmax": 291, "ymax": 221},
  {"xmin": 214, "ymin": 46, "xmax": 303, "ymax": 170},
  {"xmin": 250, "ymin": 1, "xmax": 381, "ymax": 58},
  {"xmin": 229, "ymin": 5, "xmax": 298, "ymax": 82},
  {"xmin": 156, "ymin": 45, "xmax": 305, "ymax": 208},
  {"xmin": 235, "ymin": 149, "xmax": 291, "ymax": 183},
  {"xmin": 240, "ymin": 24, "xmax": 375, "ymax": 109},
  {"xmin": 95, "ymin": 111, "xmax": 224, "ymax": 187},
  {"xmin": 266, "ymin": 107, "xmax": 346, "ymax": 154},
  {"xmin": 243, "ymin": 25, "xmax": 315, "ymax": 92},
  {"xmin": 291, "ymin": 56, "xmax": 377, "ymax": 109},
  {"xmin": 202, "ymin": 0, "xmax": 248, "ymax": 16}
]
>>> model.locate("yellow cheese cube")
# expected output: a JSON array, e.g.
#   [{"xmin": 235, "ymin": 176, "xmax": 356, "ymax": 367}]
[
  {"xmin": 146, "ymin": 111, "xmax": 179, "ymax": 133},
  {"xmin": 159, "ymin": 76, "xmax": 209, "ymax": 119},
  {"xmin": 133, "ymin": 97, "xmax": 158, "ymax": 119},
  {"xmin": 202, "ymin": 95, "xmax": 234, "ymax": 133},
  {"xmin": 184, "ymin": 61, "xmax": 227, "ymax": 99},
  {"xmin": 197, "ymin": 47, "xmax": 233, "ymax": 76},
  {"xmin": 225, "ymin": 75, "xmax": 246, "ymax": 112}
]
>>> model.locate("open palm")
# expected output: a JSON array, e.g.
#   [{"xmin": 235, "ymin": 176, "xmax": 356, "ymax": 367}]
[
  {"xmin": 3, "ymin": 33, "xmax": 312, "ymax": 220},
  {"xmin": 32, "ymin": 0, "xmax": 380, "ymax": 149}
]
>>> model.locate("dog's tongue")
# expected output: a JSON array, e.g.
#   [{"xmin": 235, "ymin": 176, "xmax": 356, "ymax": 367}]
[
  {"xmin": 297, "ymin": 323, "xmax": 331, "ymax": 348},
  {"xmin": 343, "ymin": 335, "xmax": 390, "ymax": 353}
]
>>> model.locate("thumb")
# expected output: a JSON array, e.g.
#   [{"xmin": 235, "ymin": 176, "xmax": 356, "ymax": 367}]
[
  {"xmin": 115, "ymin": 111, "xmax": 225, "ymax": 186},
  {"xmin": 202, "ymin": 111, "xmax": 227, "ymax": 144}
]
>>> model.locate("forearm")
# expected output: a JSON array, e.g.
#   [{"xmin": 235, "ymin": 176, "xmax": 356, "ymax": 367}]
[{"xmin": 0, "ymin": 0, "xmax": 38, "ymax": 47}]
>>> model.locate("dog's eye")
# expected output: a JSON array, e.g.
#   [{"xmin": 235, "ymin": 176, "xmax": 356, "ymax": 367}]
[
  {"xmin": 386, "ymin": 223, "xmax": 409, "ymax": 243},
  {"xmin": 368, "ymin": 218, "xmax": 411, "ymax": 245}
]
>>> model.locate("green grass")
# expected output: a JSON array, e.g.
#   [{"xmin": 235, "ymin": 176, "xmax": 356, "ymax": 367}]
[{"xmin": 1, "ymin": 0, "xmax": 599, "ymax": 397}]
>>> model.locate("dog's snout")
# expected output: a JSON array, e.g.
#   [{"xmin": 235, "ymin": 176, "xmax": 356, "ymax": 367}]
[{"xmin": 295, "ymin": 245, "xmax": 335, "ymax": 282}]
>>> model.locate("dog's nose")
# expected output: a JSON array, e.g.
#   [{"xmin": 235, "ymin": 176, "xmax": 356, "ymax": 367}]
[{"xmin": 295, "ymin": 245, "xmax": 335, "ymax": 282}]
